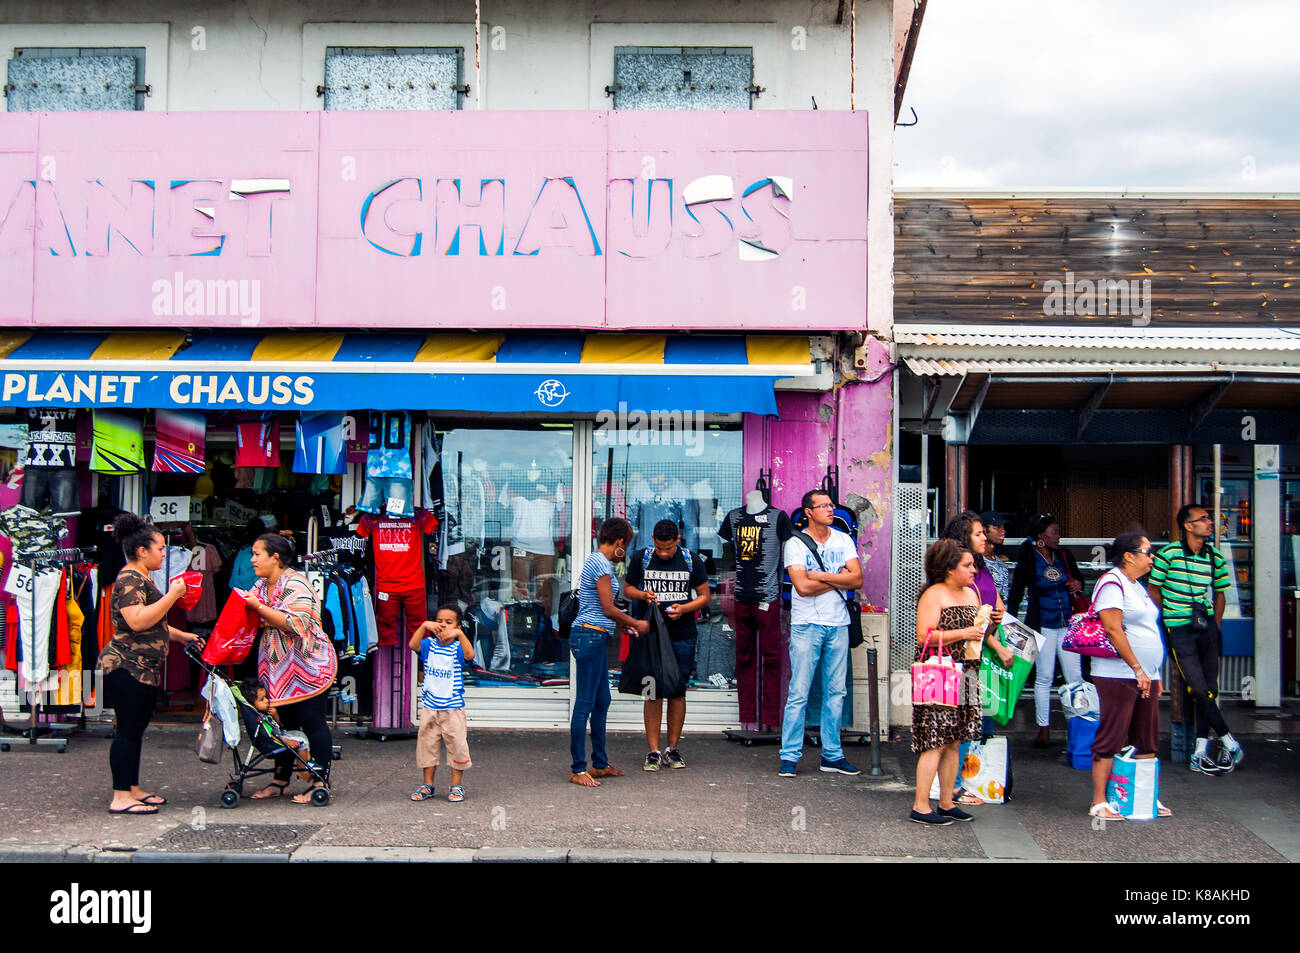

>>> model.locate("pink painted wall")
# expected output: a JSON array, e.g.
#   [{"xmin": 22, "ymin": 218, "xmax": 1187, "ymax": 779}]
[
  {"xmin": 0, "ymin": 110, "xmax": 867, "ymax": 331},
  {"xmin": 742, "ymin": 336, "xmax": 894, "ymax": 608}
]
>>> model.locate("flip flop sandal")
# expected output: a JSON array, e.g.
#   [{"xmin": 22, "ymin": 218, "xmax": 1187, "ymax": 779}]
[
  {"xmin": 447, "ymin": 785, "xmax": 465, "ymax": 802},
  {"xmin": 139, "ymin": 794, "xmax": 168, "ymax": 806},
  {"xmin": 251, "ymin": 780, "xmax": 290, "ymax": 799},
  {"xmin": 1088, "ymin": 802, "xmax": 1124, "ymax": 821},
  {"xmin": 956, "ymin": 791, "xmax": 985, "ymax": 806},
  {"xmin": 108, "ymin": 803, "xmax": 158, "ymax": 815},
  {"xmin": 410, "ymin": 784, "xmax": 436, "ymax": 801},
  {"xmin": 1157, "ymin": 801, "xmax": 1173, "ymax": 817},
  {"xmin": 569, "ymin": 771, "xmax": 601, "ymax": 787}
]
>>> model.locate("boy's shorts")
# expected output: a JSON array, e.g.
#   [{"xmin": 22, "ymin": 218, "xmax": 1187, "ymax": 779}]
[{"xmin": 417, "ymin": 707, "xmax": 472, "ymax": 770}]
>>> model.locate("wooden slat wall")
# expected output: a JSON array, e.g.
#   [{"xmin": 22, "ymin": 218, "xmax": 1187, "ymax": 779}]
[{"xmin": 895, "ymin": 196, "xmax": 1300, "ymax": 325}]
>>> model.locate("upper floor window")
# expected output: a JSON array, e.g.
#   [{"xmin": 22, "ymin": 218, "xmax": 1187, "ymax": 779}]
[
  {"xmin": 5, "ymin": 47, "xmax": 146, "ymax": 111},
  {"xmin": 610, "ymin": 47, "xmax": 754, "ymax": 110},
  {"xmin": 322, "ymin": 47, "xmax": 465, "ymax": 110}
]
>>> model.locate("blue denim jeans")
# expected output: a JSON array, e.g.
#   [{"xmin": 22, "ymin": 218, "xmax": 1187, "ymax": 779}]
[
  {"xmin": 779, "ymin": 623, "xmax": 848, "ymax": 763},
  {"xmin": 570, "ymin": 628, "xmax": 612, "ymax": 774}
]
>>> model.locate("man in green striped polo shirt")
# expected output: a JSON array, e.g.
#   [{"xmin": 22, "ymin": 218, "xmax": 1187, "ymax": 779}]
[{"xmin": 1148, "ymin": 504, "xmax": 1243, "ymax": 775}]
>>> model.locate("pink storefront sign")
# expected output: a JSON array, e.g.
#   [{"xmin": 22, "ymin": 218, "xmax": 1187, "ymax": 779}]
[{"xmin": 0, "ymin": 110, "xmax": 867, "ymax": 330}]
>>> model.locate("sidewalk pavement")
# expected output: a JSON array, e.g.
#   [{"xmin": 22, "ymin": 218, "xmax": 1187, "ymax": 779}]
[{"xmin": 1, "ymin": 706, "xmax": 1296, "ymax": 863}]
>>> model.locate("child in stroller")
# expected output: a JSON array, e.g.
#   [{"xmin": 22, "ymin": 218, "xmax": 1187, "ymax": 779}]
[{"xmin": 240, "ymin": 679, "xmax": 315, "ymax": 783}]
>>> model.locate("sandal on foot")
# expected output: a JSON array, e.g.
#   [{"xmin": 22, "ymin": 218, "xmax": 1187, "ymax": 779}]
[
  {"xmin": 588, "ymin": 765, "xmax": 624, "ymax": 779},
  {"xmin": 292, "ymin": 785, "xmax": 324, "ymax": 805},
  {"xmin": 569, "ymin": 771, "xmax": 601, "ymax": 787},
  {"xmin": 139, "ymin": 794, "xmax": 167, "ymax": 806},
  {"xmin": 1157, "ymin": 801, "xmax": 1173, "ymax": 817},
  {"xmin": 956, "ymin": 791, "xmax": 985, "ymax": 806},
  {"xmin": 251, "ymin": 780, "xmax": 290, "ymax": 799},
  {"xmin": 410, "ymin": 784, "xmax": 435, "ymax": 801},
  {"xmin": 1088, "ymin": 802, "xmax": 1124, "ymax": 821},
  {"xmin": 108, "ymin": 802, "xmax": 158, "ymax": 815},
  {"xmin": 448, "ymin": 785, "xmax": 465, "ymax": 802}
]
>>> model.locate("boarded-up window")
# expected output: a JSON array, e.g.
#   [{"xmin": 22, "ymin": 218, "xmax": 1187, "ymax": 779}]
[
  {"xmin": 6, "ymin": 48, "xmax": 145, "ymax": 111},
  {"xmin": 323, "ymin": 47, "xmax": 464, "ymax": 110},
  {"xmin": 612, "ymin": 47, "xmax": 753, "ymax": 110}
]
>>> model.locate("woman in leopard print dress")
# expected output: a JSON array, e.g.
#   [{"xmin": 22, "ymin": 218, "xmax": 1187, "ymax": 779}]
[{"xmin": 910, "ymin": 539, "xmax": 986, "ymax": 826}]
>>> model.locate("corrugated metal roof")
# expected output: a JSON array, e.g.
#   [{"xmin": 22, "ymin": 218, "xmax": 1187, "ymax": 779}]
[
  {"xmin": 903, "ymin": 357, "xmax": 1300, "ymax": 378},
  {"xmin": 895, "ymin": 324, "xmax": 1300, "ymax": 351}
]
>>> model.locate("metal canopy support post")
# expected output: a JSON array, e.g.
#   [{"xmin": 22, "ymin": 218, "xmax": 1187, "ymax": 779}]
[
  {"xmin": 1187, "ymin": 376, "xmax": 1234, "ymax": 436},
  {"xmin": 1254, "ymin": 444, "xmax": 1282, "ymax": 707}
]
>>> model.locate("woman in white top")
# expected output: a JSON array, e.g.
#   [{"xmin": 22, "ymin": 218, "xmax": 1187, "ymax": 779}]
[{"xmin": 1087, "ymin": 532, "xmax": 1171, "ymax": 821}]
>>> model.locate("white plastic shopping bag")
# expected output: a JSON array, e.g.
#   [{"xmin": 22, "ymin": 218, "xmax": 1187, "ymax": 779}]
[{"xmin": 1058, "ymin": 680, "xmax": 1100, "ymax": 720}]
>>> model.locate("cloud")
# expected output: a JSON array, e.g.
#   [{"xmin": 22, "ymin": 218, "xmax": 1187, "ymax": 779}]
[{"xmin": 895, "ymin": 0, "xmax": 1300, "ymax": 189}]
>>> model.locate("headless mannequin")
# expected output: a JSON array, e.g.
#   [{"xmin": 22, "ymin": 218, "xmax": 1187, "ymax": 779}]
[{"xmin": 744, "ymin": 490, "xmax": 767, "ymax": 515}]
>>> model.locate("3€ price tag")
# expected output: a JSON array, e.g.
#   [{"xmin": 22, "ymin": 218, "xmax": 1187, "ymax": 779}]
[
  {"xmin": 226, "ymin": 499, "xmax": 251, "ymax": 526},
  {"xmin": 149, "ymin": 495, "xmax": 191, "ymax": 523}
]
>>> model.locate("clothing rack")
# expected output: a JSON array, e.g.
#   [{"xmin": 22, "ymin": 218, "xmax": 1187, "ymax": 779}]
[{"xmin": 0, "ymin": 545, "xmax": 96, "ymax": 754}]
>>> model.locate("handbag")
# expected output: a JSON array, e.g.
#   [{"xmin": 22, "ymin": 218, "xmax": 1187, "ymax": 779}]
[
  {"xmin": 911, "ymin": 629, "xmax": 960, "ymax": 708},
  {"xmin": 794, "ymin": 532, "xmax": 863, "ymax": 648},
  {"xmin": 195, "ymin": 710, "xmax": 225, "ymax": 764},
  {"xmin": 202, "ymin": 588, "xmax": 261, "ymax": 665},
  {"xmin": 1061, "ymin": 575, "xmax": 1123, "ymax": 658}
]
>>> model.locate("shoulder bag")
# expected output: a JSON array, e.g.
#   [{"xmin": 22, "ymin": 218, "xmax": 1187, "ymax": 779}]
[{"xmin": 794, "ymin": 531, "xmax": 863, "ymax": 647}]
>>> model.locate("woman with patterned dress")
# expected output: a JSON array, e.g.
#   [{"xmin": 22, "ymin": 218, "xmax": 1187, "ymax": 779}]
[
  {"xmin": 99, "ymin": 513, "xmax": 201, "ymax": 815},
  {"xmin": 910, "ymin": 539, "xmax": 987, "ymax": 826},
  {"xmin": 245, "ymin": 534, "xmax": 338, "ymax": 803}
]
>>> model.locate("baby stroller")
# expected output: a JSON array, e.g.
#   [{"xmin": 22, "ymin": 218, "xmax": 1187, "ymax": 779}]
[{"xmin": 187, "ymin": 641, "xmax": 332, "ymax": 807}]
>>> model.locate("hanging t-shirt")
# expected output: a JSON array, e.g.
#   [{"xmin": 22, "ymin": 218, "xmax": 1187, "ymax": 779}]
[
  {"xmin": 24, "ymin": 410, "xmax": 77, "ymax": 469},
  {"xmin": 500, "ymin": 488, "xmax": 557, "ymax": 555},
  {"xmin": 625, "ymin": 547, "xmax": 709, "ymax": 641},
  {"xmin": 783, "ymin": 529, "xmax": 858, "ymax": 627},
  {"xmin": 357, "ymin": 508, "xmax": 438, "ymax": 592},
  {"xmin": 90, "ymin": 410, "xmax": 145, "ymax": 474},
  {"xmin": 234, "ymin": 414, "xmax": 280, "ymax": 468},
  {"xmin": 0, "ymin": 504, "xmax": 68, "ymax": 557},
  {"xmin": 719, "ymin": 505, "xmax": 795, "ymax": 604},
  {"xmin": 152, "ymin": 409, "xmax": 207, "ymax": 474},
  {"xmin": 366, "ymin": 410, "xmax": 413, "ymax": 479},
  {"xmin": 293, "ymin": 411, "xmax": 347, "ymax": 475},
  {"xmin": 148, "ymin": 545, "xmax": 194, "ymax": 596},
  {"xmin": 419, "ymin": 636, "xmax": 465, "ymax": 710},
  {"xmin": 187, "ymin": 543, "xmax": 224, "ymax": 623}
]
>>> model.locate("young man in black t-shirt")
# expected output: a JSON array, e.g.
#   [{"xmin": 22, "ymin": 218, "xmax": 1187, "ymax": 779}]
[{"xmin": 623, "ymin": 519, "xmax": 710, "ymax": 770}]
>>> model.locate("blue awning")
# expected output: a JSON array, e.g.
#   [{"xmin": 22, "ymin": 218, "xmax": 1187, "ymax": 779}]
[{"xmin": 0, "ymin": 331, "xmax": 815, "ymax": 415}]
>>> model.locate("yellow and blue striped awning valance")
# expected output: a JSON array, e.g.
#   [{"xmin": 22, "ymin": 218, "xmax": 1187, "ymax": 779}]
[{"xmin": 0, "ymin": 331, "xmax": 813, "ymax": 414}]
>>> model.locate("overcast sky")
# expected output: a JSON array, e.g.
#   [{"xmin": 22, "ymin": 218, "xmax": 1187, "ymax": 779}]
[{"xmin": 894, "ymin": 0, "xmax": 1300, "ymax": 190}]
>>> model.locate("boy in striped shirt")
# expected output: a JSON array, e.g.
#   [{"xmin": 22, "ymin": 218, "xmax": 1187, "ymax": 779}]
[
  {"xmin": 409, "ymin": 605, "xmax": 475, "ymax": 802},
  {"xmin": 1149, "ymin": 504, "xmax": 1243, "ymax": 774}
]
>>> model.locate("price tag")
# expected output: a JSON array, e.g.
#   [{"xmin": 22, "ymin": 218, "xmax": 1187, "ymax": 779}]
[
  {"xmin": 226, "ymin": 500, "xmax": 251, "ymax": 526},
  {"xmin": 149, "ymin": 495, "xmax": 191, "ymax": 523},
  {"xmin": 305, "ymin": 571, "xmax": 326, "ymax": 600},
  {"xmin": 4, "ymin": 563, "xmax": 34, "ymax": 599},
  {"xmin": 386, "ymin": 496, "xmax": 406, "ymax": 517}
]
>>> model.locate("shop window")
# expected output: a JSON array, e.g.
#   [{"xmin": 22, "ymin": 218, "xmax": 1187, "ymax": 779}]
[
  {"xmin": 6, "ymin": 48, "xmax": 146, "ymax": 111},
  {"xmin": 610, "ymin": 47, "xmax": 754, "ymax": 110},
  {"xmin": 322, "ymin": 47, "xmax": 464, "ymax": 110},
  {"xmin": 437, "ymin": 426, "xmax": 573, "ymax": 688},
  {"xmin": 592, "ymin": 426, "xmax": 743, "ymax": 691}
]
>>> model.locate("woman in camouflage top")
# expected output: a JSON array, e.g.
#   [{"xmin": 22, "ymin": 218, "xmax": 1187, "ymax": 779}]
[{"xmin": 99, "ymin": 513, "xmax": 200, "ymax": 815}]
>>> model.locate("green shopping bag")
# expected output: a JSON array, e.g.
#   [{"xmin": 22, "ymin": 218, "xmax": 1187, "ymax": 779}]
[{"xmin": 980, "ymin": 616, "xmax": 1041, "ymax": 726}]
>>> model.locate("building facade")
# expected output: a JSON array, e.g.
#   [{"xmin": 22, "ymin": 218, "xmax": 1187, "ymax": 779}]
[{"xmin": 0, "ymin": 2, "xmax": 917, "ymax": 734}]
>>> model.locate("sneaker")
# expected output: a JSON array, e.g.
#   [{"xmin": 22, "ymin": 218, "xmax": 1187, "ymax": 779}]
[
  {"xmin": 819, "ymin": 757, "xmax": 861, "ymax": 776},
  {"xmin": 1214, "ymin": 743, "xmax": 1244, "ymax": 773},
  {"xmin": 778, "ymin": 760, "xmax": 797, "ymax": 778},
  {"xmin": 1190, "ymin": 754, "xmax": 1223, "ymax": 775},
  {"xmin": 643, "ymin": 751, "xmax": 661, "ymax": 772},
  {"xmin": 662, "ymin": 747, "xmax": 687, "ymax": 769}
]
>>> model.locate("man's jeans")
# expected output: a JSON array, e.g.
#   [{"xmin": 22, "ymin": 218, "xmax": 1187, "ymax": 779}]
[{"xmin": 779, "ymin": 623, "xmax": 848, "ymax": 763}]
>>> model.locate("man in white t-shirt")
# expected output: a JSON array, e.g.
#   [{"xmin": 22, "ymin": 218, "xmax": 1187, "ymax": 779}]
[{"xmin": 778, "ymin": 490, "xmax": 863, "ymax": 777}]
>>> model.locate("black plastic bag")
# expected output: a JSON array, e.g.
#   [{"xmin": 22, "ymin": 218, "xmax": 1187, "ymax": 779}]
[{"xmin": 618, "ymin": 605, "xmax": 686, "ymax": 699}]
